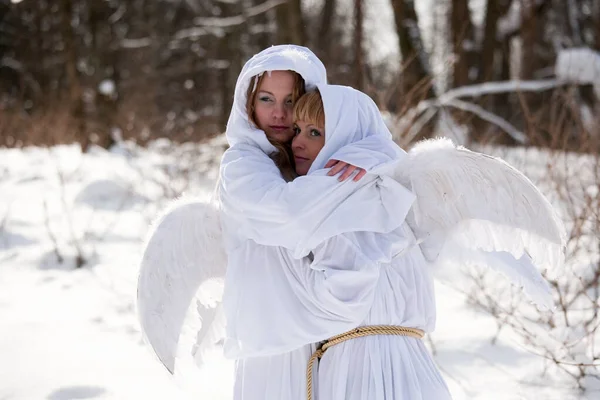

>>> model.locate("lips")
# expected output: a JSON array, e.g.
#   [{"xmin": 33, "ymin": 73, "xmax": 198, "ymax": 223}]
[
  {"xmin": 269, "ymin": 125, "xmax": 290, "ymax": 132},
  {"xmin": 294, "ymin": 155, "xmax": 309, "ymax": 164}
]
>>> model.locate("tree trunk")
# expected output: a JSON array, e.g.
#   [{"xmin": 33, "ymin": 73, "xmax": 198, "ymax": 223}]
[
  {"xmin": 389, "ymin": 0, "xmax": 434, "ymax": 110},
  {"xmin": 593, "ymin": 0, "xmax": 600, "ymax": 51},
  {"xmin": 251, "ymin": 0, "xmax": 272, "ymax": 50},
  {"xmin": 218, "ymin": 2, "xmax": 242, "ymax": 131},
  {"xmin": 275, "ymin": 0, "xmax": 305, "ymax": 45},
  {"xmin": 479, "ymin": 0, "xmax": 512, "ymax": 83},
  {"xmin": 61, "ymin": 0, "xmax": 85, "ymax": 148},
  {"xmin": 317, "ymin": 0, "xmax": 336, "ymax": 63},
  {"xmin": 520, "ymin": 0, "xmax": 546, "ymax": 80},
  {"xmin": 450, "ymin": 0, "xmax": 475, "ymax": 88},
  {"xmin": 89, "ymin": 0, "xmax": 119, "ymax": 150},
  {"xmin": 354, "ymin": 0, "xmax": 365, "ymax": 91}
]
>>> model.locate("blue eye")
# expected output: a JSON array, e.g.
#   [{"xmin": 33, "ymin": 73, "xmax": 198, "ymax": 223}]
[
  {"xmin": 259, "ymin": 96, "xmax": 272, "ymax": 102},
  {"xmin": 310, "ymin": 129, "xmax": 322, "ymax": 137}
]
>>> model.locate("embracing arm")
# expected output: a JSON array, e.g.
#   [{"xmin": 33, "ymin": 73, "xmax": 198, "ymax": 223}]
[{"xmin": 219, "ymin": 142, "xmax": 414, "ymax": 256}]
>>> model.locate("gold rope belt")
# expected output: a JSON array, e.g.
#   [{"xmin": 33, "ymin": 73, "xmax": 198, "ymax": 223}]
[{"xmin": 306, "ymin": 325, "xmax": 424, "ymax": 400}]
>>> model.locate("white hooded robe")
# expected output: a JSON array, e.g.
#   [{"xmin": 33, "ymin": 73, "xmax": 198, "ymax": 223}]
[{"xmin": 219, "ymin": 46, "xmax": 451, "ymax": 400}]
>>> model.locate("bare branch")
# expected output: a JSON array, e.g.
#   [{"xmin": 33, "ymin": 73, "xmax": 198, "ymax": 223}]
[
  {"xmin": 192, "ymin": 0, "xmax": 288, "ymax": 28},
  {"xmin": 108, "ymin": 4, "xmax": 126, "ymax": 24},
  {"xmin": 443, "ymin": 99, "xmax": 527, "ymax": 143},
  {"xmin": 438, "ymin": 79, "xmax": 568, "ymax": 103},
  {"xmin": 120, "ymin": 37, "xmax": 154, "ymax": 49}
]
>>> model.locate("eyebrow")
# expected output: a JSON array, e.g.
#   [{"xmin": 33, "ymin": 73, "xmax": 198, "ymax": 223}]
[
  {"xmin": 258, "ymin": 90, "xmax": 293, "ymax": 97},
  {"xmin": 302, "ymin": 124, "xmax": 319, "ymax": 130}
]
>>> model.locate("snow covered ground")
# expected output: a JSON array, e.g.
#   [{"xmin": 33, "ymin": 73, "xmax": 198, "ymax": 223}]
[{"xmin": 0, "ymin": 137, "xmax": 597, "ymax": 400}]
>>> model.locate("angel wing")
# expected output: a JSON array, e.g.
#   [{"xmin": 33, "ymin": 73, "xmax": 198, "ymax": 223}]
[
  {"xmin": 137, "ymin": 196, "xmax": 227, "ymax": 375},
  {"xmin": 395, "ymin": 138, "xmax": 565, "ymax": 309}
]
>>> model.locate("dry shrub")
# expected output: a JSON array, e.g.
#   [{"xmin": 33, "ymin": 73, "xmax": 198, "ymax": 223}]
[
  {"xmin": 462, "ymin": 88, "xmax": 600, "ymax": 390},
  {"xmin": 0, "ymin": 103, "xmax": 80, "ymax": 147}
]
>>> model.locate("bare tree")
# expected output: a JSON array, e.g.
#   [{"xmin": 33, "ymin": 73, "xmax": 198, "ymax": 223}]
[
  {"xmin": 450, "ymin": 0, "xmax": 475, "ymax": 88},
  {"xmin": 354, "ymin": 0, "xmax": 365, "ymax": 91},
  {"xmin": 595, "ymin": 0, "xmax": 600, "ymax": 51},
  {"xmin": 389, "ymin": 0, "xmax": 435, "ymax": 110},
  {"xmin": 479, "ymin": 0, "xmax": 513, "ymax": 83},
  {"xmin": 275, "ymin": 0, "xmax": 305, "ymax": 45},
  {"xmin": 317, "ymin": 0, "xmax": 337, "ymax": 61},
  {"xmin": 60, "ymin": 0, "xmax": 85, "ymax": 147}
]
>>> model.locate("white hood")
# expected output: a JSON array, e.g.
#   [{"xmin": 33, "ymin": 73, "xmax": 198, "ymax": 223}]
[
  {"xmin": 225, "ymin": 45, "xmax": 328, "ymax": 153},
  {"xmin": 309, "ymin": 84, "xmax": 406, "ymax": 175}
]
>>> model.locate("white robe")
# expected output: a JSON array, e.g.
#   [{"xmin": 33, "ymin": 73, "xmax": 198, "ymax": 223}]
[
  {"xmin": 220, "ymin": 47, "xmax": 450, "ymax": 399},
  {"xmin": 223, "ymin": 216, "xmax": 451, "ymax": 399}
]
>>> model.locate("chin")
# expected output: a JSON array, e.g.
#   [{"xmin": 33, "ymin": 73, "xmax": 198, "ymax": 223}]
[{"xmin": 295, "ymin": 167, "xmax": 309, "ymax": 176}]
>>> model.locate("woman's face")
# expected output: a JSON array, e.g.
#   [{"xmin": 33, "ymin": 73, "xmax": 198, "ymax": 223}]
[
  {"xmin": 291, "ymin": 120, "xmax": 325, "ymax": 176},
  {"xmin": 252, "ymin": 71, "xmax": 296, "ymax": 143}
]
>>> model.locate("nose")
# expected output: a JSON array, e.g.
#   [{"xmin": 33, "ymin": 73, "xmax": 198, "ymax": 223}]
[
  {"xmin": 292, "ymin": 133, "xmax": 305, "ymax": 151},
  {"xmin": 272, "ymin": 102, "xmax": 287, "ymax": 121}
]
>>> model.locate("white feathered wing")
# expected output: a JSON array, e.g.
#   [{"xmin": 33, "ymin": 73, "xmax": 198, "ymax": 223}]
[
  {"xmin": 395, "ymin": 138, "xmax": 566, "ymax": 309},
  {"xmin": 137, "ymin": 196, "xmax": 227, "ymax": 375}
]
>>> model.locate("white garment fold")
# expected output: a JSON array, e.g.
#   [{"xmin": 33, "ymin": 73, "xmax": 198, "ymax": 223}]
[
  {"xmin": 220, "ymin": 150, "xmax": 414, "ymax": 257},
  {"xmin": 225, "ymin": 223, "xmax": 451, "ymax": 400}
]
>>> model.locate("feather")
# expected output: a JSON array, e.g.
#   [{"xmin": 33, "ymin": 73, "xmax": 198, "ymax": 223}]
[
  {"xmin": 441, "ymin": 243, "xmax": 554, "ymax": 310},
  {"xmin": 136, "ymin": 196, "xmax": 227, "ymax": 375},
  {"xmin": 396, "ymin": 138, "xmax": 565, "ymax": 307}
]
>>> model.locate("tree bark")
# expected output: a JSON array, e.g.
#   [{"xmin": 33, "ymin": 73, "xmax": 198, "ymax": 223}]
[
  {"xmin": 520, "ymin": 0, "xmax": 544, "ymax": 80},
  {"xmin": 593, "ymin": 0, "xmax": 600, "ymax": 51},
  {"xmin": 479, "ymin": 0, "xmax": 512, "ymax": 83},
  {"xmin": 450, "ymin": 0, "xmax": 475, "ymax": 88},
  {"xmin": 89, "ymin": 0, "xmax": 119, "ymax": 149},
  {"xmin": 275, "ymin": 0, "xmax": 305, "ymax": 45},
  {"xmin": 61, "ymin": 0, "xmax": 85, "ymax": 147},
  {"xmin": 389, "ymin": 0, "xmax": 434, "ymax": 109},
  {"xmin": 218, "ymin": 1, "xmax": 242, "ymax": 131},
  {"xmin": 317, "ymin": 0, "xmax": 336, "ymax": 62},
  {"xmin": 354, "ymin": 0, "xmax": 365, "ymax": 91},
  {"xmin": 251, "ymin": 0, "xmax": 272, "ymax": 50}
]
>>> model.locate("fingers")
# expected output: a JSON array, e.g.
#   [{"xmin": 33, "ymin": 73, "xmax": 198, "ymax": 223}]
[
  {"xmin": 327, "ymin": 161, "xmax": 347, "ymax": 177},
  {"xmin": 353, "ymin": 169, "xmax": 367, "ymax": 181},
  {"xmin": 338, "ymin": 165, "xmax": 357, "ymax": 181},
  {"xmin": 324, "ymin": 159, "xmax": 338, "ymax": 169},
  {"xmin": 326, "ymin": 161, "xmax": 366, "ymax": 182}
]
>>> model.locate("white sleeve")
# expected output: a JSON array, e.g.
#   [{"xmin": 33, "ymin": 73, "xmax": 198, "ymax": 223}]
[
  {"xmin": 224, "ymin": 231, "xmax": 399, "ymax": 359},
  {"xmin": 219, "ymin": 143, "xmax": 415, "ymax": 257}
]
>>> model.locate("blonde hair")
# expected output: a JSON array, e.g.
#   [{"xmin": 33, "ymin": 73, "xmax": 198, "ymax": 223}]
[
  {"xmin": 245, "ymin": 71, "xmax": 306, "ymax": 181},
  {"xmin": 293, "ymin": 90, "xmax": 325, "ymax": 128}
]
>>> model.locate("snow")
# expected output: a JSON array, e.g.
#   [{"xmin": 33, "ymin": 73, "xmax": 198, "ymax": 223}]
[
  {"xmin": 98, "ymin": 80, "xmax": 116, "ymax": 97},
  {"xmin": 0, "ymin": 137, "xmax": 598, "ymax": 399},
  {"xmin": 555, "ymin": 48, "xmax": 600, "ymax": 99}
]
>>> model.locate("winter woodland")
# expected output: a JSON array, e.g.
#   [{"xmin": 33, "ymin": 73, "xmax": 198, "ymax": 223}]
[{"xmin": 0, "ymin": 0, "xmax": 599, "ymax": 399}]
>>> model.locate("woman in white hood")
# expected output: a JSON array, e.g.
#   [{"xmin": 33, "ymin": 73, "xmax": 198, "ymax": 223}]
[
  {"xmin": 221, "ymin": 82, "xmax": 452, "ymax": 399},
  {"xmin": 218, "ymin": 44, "xmax": 408, "ymax": 400},
  {"xmin": 218, "ymin": 43, "xmax": 450, "ymax": 399}
]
